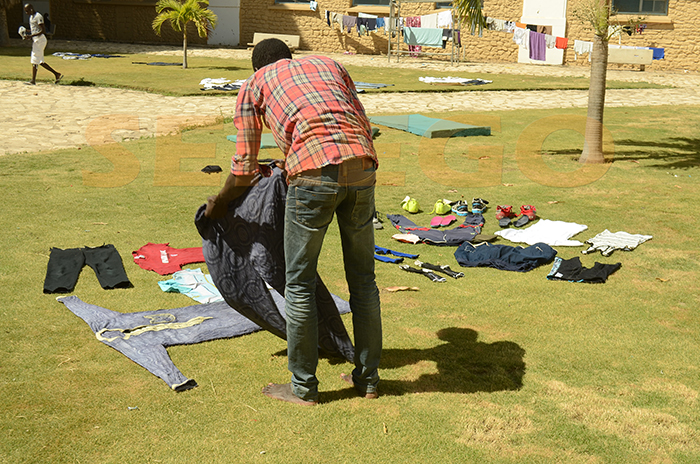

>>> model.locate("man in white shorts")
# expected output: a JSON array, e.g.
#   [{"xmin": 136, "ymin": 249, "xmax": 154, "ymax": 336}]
[{"xmin": 23, "ymin": 4, "xmax": 62, "ymax": 85}]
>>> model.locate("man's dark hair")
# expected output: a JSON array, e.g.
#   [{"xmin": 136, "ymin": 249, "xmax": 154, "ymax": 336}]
[{"xmin": 252, "ymin": 38, "xmax": 292, "ymax": 71}]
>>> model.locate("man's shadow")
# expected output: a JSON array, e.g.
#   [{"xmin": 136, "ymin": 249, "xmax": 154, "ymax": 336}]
[{"xmin": 323, "ymin": 327, "xmax": 525, "ymax": 402}]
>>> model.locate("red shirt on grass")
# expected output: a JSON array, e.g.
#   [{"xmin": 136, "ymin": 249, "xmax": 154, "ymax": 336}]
[{"xmin": 231, "ymin": 55, "xmax": 377, "ymax": 177}]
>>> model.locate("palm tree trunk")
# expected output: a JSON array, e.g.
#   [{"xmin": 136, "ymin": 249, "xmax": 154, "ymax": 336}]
[
  {"xmin": 0, "ymin": 7, "xmax": 11, "ymax": 47},
  {"xmin": 182, "ymin": 28, "xmax": 188, "ymax": 69},
  {"xmin": 580, "ymin": 34, "xmax": 609, "ymax": 164}
]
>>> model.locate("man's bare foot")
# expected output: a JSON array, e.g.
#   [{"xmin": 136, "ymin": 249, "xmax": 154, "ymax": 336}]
[
  {"xmin": 262, "ymin": 383, "xmax": 317, "ymax": 406},
  {"xmin": 340, "ymin": 373, "xmax": 379, "ymax": 399},
  {"xmin": 55, "ymin": 74, "xmax": 63, "ymax": 84}
]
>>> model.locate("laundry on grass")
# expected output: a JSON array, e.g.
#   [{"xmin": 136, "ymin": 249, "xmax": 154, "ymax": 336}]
[
  {"xmin": 57, "ymin": 294, "xmax": 351, "ymax": 392},
  {"xmin": 547, "ymin": 257, "xmax": 621, "ymax": 283},
  {"xmin": 199, "ymin": 78, "xmax": 247, "ymax": 91},
  {"xmin": 582, "ymin": 229, "xmax": 652, "ymax": 256},
  {"xmin": 387, "ymin": 213, "xmax": 483, "ymax": 246},
  {"xmin": 495, "ymin": 219, "xmax": 588, "ymax": 247},
  {"xmin": 454, "ymin": 241, "xmax": 557, "ymax": 272},
  {"xmin": 43, "ymin": 244, "xmax": 131, "ymax": 293},
  {"xmin": 158, "ymin": 268, "xmax": 224, "ymax": 304},
  {"xmin": 132, "ymin": 243, "xmax": 205, "ymax": 275}
]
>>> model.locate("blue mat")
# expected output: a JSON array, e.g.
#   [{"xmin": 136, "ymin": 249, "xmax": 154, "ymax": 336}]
[
  {"xmin": 226, "ymin": 133, "xmax": 278, "ymax": 149},
  {"xmin": 368, "ymin": 114, "xmax": 490, "ymax": 138}
]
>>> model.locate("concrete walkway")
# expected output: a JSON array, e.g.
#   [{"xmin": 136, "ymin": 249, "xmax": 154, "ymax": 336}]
[{"xmin": 3, "ymin": 40, "xmax": 700, "ymax": 156}]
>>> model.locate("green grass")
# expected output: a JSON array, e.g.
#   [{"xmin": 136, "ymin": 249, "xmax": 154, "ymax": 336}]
[
  {"xmin": 1, "ymin": 102, "xmax": 699, "ymax": 463},
  {"xmin": 0, "ymin": 45, "xmax": 668, "ymax": 95}
]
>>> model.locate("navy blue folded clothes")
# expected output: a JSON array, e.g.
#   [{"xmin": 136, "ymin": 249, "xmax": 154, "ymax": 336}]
[
  {"xmin": 454, "ymin": 242, "xmax": 557, "ymax": 272},
  {"xmin": 58, "ymin": 294, "xmax": 350, "ymax": 392},
  {"xmin": 374, "ymin": 245, "xmax": 418, "ymax": 258},
  {"xmin": 194, "ymin": 163, "xmax": 354, "ymax": 362},
  {"xmin": 387, "ymin": 213, "xmax": 483, "ymax": 246},
  {"xmin": 547, "ymin": 257, "xmax": 621, "ymax": 283},
  {"xmin": 43, "ymin": 244, "xmax": 131, "ymax": 293}
]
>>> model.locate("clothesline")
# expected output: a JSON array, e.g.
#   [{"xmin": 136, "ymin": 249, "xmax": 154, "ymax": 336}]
[
  {"xmin": 486, "ymin": 15, "xmax": 663, "ymax": 62},
  {"xmin": 324, "ymin": 8, "xmax": 454, "ymax": 39}
]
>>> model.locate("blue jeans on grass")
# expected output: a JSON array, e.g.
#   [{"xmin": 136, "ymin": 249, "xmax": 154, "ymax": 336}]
[{"xmin": 285, "ymin": 158, "xmax": 382, "ymax": 402}]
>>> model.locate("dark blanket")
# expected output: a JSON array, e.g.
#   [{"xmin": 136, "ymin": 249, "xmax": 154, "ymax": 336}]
[
  {"xmin": 454, "ymin": 241, "xmax": 557, "ymax": 272},
  {"xmin": 194, "ymin": 164, "xmax": 355, "ymax": 362}
]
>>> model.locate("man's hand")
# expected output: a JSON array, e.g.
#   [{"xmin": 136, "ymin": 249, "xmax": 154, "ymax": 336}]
[{"xmin": 204, "ymin": 195, "xmax": 228, "ymax": 219}]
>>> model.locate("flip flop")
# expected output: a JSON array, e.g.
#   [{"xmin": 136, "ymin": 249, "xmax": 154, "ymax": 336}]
[
  {"xmin": 430, "ymin": 216, "xmax": 442, "ymax": 228},
  {"xmin": 441, "ymin": 214, "xmax": 456, "ymax": 227}
]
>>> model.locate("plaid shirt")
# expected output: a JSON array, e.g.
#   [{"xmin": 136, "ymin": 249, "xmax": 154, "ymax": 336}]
[{"xmin": 231, "ymin": 55, "xmax": 377, "ymax": 177}]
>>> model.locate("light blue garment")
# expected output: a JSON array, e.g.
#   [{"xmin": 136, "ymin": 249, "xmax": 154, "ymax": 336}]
[
  {"xmin": 403, "ymin": 27, "xmax": 444, "ymax": 47},
  {"xmin": 158, "ymin": 268, "xmax": 224, "ymax": 304},
  {"xmin": 284, "ymin": 159, "xmax": 382, "ymax": 402}
]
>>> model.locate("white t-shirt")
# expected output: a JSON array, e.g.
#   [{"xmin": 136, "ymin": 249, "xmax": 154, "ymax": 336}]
[{"xmin": 29, "ymin": 12, "xmax": 44, "ymax": 36}]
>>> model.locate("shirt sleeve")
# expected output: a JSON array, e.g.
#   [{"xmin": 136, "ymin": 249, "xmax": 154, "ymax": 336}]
[{"xmin": 231, "ymin": 79, "xmax": 263, "ymax": 176}]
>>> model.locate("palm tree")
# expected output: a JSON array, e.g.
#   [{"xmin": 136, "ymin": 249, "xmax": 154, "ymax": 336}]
[
  {"xmin": 573, "ymin": 0, "xmax": 612, "ymax": 164},
  {"xmin": 452, "ymin": 0, "xmax": 487, "ymax": 37},
  {"xmin": 152, "ymin": 0, "xmax": 217, "ymax": 69},
  {"xmin": 0, "ymin": 0, "xmax": 23, "ymax": 46}
]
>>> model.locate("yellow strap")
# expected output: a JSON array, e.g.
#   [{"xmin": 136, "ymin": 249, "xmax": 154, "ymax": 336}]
[{"xmin": 96, "ymin": 316, "xmax": 213, "ymax": 342}]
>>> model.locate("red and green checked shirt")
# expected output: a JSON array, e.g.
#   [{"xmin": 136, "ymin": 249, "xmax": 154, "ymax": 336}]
[{"xmin": 231, "ymin": 55, "xmax": 377, "ymax": 177}]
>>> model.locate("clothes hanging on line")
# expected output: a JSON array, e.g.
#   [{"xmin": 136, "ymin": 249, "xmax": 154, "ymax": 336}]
[
  {"xmin": 529, "ymin": 30, "xmax": 547, "ymax": 61},
  {"xmin": 545, "ymin": 34, "xmax": 556, "ymax": 49},
  {"xmin": 437, "ymin": 10, "xmax": 453, "ymax": 28},
  {"xmin": 573, "ymin": 40, "xmax": 594, "ymax": 61},
  {"xmin": 404, "ymin": 27, "xmax": 444, "ymax": 47},
  {"xmin": 513, "ymin": 26, "xmax": 529, "ymax": 49}
]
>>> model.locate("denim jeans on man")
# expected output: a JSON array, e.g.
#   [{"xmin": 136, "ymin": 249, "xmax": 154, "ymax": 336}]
[{"xmin": 284, "ymin": 158, "xmax": 382, "ymax": 402}]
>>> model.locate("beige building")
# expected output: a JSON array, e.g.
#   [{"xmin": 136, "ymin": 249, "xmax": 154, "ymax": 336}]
[
  {"xmin": 240, "ymin": 0, "xmax": 697, "ymax": 72},
  {"xmin": 32, "ymin": 0, "xmax": 700, "ymax": 72}
]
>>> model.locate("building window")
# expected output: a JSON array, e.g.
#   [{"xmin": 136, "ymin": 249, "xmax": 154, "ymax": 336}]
[
  {"xmin": 352, "ymin": 0, "xmax": 390, "ymax": 5},
  {"xmin": 435, "ymin": 2, "xmax": 451, "ymax": 8},
  {"xmin": 275, "ymin": 0, "xmax": 309, "ymax": 3},
  {"xmin": 613, "ymin": 0, "xmax": 668, "ymax": 15}
]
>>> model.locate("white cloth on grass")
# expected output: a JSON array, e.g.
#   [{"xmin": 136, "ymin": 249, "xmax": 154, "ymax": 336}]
[
  {"xmin": 582, "ymin": 229, "xmax": 652, "ymax": 256},
  {"xmin": 495, "ymin": 219, "xmax": 588, "ymax": 246}
]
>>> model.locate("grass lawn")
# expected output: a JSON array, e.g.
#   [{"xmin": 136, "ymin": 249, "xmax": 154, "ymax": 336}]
[
  {"xmin": 0, "ymin": 45, "xmax": 668, "ymax": 96},
  {"xmin": 1, "ymin": 98, "xmax": 699, "ymax": 463}
]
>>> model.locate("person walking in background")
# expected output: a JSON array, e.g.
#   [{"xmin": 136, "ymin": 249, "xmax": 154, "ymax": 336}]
[
  {"xmin": 23, "ymin": 3, "xmax": 62, "ymax": 85},
  {"xmin": 205, "ymin": 38, "xmax": 382, "ymax": 405}
]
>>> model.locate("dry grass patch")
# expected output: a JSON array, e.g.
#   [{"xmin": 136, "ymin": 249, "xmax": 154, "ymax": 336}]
[{"xmin": 545, "ymin": 380, "xmax": 700, "ymax": 455}]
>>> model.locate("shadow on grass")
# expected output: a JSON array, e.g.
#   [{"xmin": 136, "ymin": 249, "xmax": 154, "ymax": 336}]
[
  {"xmin": 0, "ymin": 47, "xmax": 30, "ymax": 57},
  {"xmin": 541, "ymin": 135, "xmax": 700, "ymax": 169},
  {"xmin": 319, "ymin": 327, "xmax": 525, "ymax": 403},
  {"xmin": 68, "ymin": 78, "xmax": 96, "ymax": 87},
  {"xmin": 612, "ymin": 137, "xmax": 700, "ymax": 169},
  {"xmin": 196, "ymin": 65, "xmax": 247, "ymax": 72}
]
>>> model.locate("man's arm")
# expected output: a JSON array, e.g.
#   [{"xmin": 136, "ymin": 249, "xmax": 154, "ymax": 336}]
[{"xmin": 204, "ymin": 172, "xmax": 257, "ymax": 218}]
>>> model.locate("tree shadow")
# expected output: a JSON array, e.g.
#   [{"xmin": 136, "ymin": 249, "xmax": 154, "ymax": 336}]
[
  {"xmin": 322, "ymin": 327, "xmax": 526, "ymax": 402},
  {"xmin": 612, "ymin": 137, "xmax": 700, "ymax": 169},
  {"xmin": 539, "ymin": 136, "xmax": 700, "ymax": 169},
  {"xmin": 192, "ymin": 65, "xmax": 247, "ymax": 72}
]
